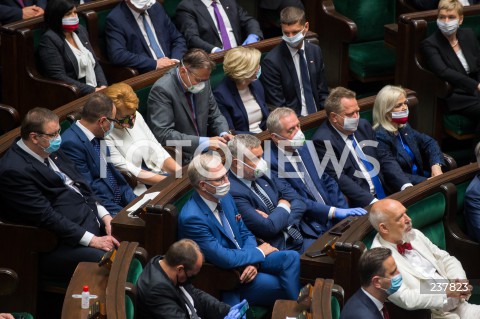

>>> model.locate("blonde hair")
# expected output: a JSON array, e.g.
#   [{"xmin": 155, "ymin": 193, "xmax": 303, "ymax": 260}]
[
  {"xmin": 438, "ymin": 0, "xmax": 463, "ymax": 16},
  {"xmin": 104, "ymin": 82, "xmax": 139, "ymax": 113},
  {"xmin": 372, "ymin": 85, "xmax": 407, "ymax": 133},
  {"xmin": 223, "ymin": 47, "xmax": 261, "ymax": 83}
]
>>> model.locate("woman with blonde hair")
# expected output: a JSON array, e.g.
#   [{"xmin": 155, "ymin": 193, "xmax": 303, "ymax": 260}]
[
  {"xmin": 105, "ymin": 82, "xmax": 181, "ymax": 195},
  {"xmin": 213, "ymin": 46, "xmax": 269, "ymax": 134},
  {"xmin": 373, "ymin": 85, "xmax": 444, "ymax": 185}
]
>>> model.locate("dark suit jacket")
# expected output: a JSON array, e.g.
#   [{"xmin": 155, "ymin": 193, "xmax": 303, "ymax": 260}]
[
  {"xmin": 228, "ymin": 172, "xmax": 307, "ymax": 250},
  {"xmin": 374, "ymin": 123, "xmax": 444, "ymax": 185},
  {"xmin": 463, "ymin": 175, "xmax": 480, "ymax": 243},
  {"xmin": 0, "ymin": 0, "xmax": 46, "ymax": 24},
  {"xmin": 37, "ymin": 26, "xmax": 107, "ymax": 96},
  {"xmin": 340, "ymin": 289, "xmax": 384, "ymax": 319},
  {"xmin": 269, "ymin": 142, "xmax": 348, "ymax": 235},
  {"xmin": 174, "ymin": 0, "xmax": 263, "ymax": 52},
  {"xmin": 61, "ymin": 123, "xmax": 137, "ymax": 215},
  {"xmin": 0, "ymin": 139, "xmax": 102, "ymax": 246},
  {"xmin": 261, "ymin": 41, "xmax": 329, "ymax": 115},
  {"xmin": 136, "ymin": 255, "xmax": 230, "ymax": 319},
  {"xmin": 105, "ymin": 2, "xmax": 187, "ymax": 74},
  {"xmin": 421, "ymin": 28, "xmax": 480, "ymax": 112},
  {"xmin": 213, "ymin": 77, "xmax": 269, "ymax": 134},
  {"xmin": 312, "ymin": 119, "xmax": 410, "ymax": 207}
]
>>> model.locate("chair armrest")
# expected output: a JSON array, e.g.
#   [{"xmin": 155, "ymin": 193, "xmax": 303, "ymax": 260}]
[
  {"xmin": 99, "ymin": 59, "xmax": 139, "ymax": 84},
  {"xmin": 0, "ymin": 104, "xmax": 20, "ymax": 133},
  {"xmin": 121, "ymin": 171, "xmax": 138, "ymax": 189},
  {"xmin": 0, "ymin": 268, "xmax": 19, "ymax": 296},
  {"xmin": 319, "ymin": 0, "xmax": 358, "ymax": 43},
  {"xmin": 192, "ymin": 263, "xmax": 240, "ymax": 299},
  {"xmin": 442, "ymin": 153, "xmax": 457, "ymax": 172}
]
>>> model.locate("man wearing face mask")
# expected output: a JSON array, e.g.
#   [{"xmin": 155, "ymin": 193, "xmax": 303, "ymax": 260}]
[
  {"xmin": 227, "ymin": 135, "xmax": 311, "ymax": 253},
  {"xmin": 267, "ymin": 107, "xmax": 366, "ymax": 238},
  {"xmin": 136, "ymin": 239, "xmax": 247, "ymax": 319},
  {"xmin": 147, "ymin": 49, "xmax": 233, "ymax": 165},
  {"xmin": 0, "ymin": 107, "xmax": 119, "ymax": 281},
  {"xmin": 178, "ymin": 153, "xmax": 301, "ymax": 306},
  {"xmin": 261, "ymin": 6, "xmax": 329, "ymax": 116},
  {"xmin": 340, "ymin": 247, "xmax": 402, "ymax": 319},
  {"xmin": 62, "ymin": 93, "xmax": 137, "ymax": 216},
  {"xmin": 105, "ymin": 0, "xmax": 187, "ymax": 74},
  {"xmin": 370, "ymin": 199, "xmax": 479, "ymax": 318},
  {"xmin": 313, "ymin": 87, "xmax": 412, "ymax": 208}
]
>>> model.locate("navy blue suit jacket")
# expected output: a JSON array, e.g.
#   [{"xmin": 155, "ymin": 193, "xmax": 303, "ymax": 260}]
[
  {"xmin": 269, "ymin": 142, "xmax": 348, "ymax": 235},
  {"xmin": 261, "ymin": 41, "xmax": 329, "ymax": 115},
  {"xmin": 374, "ymin": 123, "xmax": 444, "ymax": 185},
  {"xmin": 464, "ymin": 175, "xmax": 480, "ymax": 243},
  {"xmin": 340, "ymin": 289, "xmax": 384, "ymax": 319},
  {"xmin": 313, "ymin": 119, "xmax": 410, "ymax": 207},
  {"xmin": 0, "ymin": 0, "xmax": 46, "ymax": 24},
  {"xmin": 105, "ymin": 2, "xmax": 187, "ymax": 73},
  {"xmin": 228, "ymin": 172, "xmax": 306, "ymax": 250},
  {"xmin": 61, "ymin": 123, "xmax": 137, "ymax": 215},
  {"xmin": 213, "ymin": 77, "xmax": 269, "ymax": 134}
]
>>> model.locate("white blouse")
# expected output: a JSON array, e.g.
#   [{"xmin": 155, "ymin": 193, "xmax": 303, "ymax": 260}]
[
  {"xmin": 66, "ymin": 32, "xmax": 97, "ymax": 87},
  {"xmin": 238, "ymin": 87, "xmax": 263, "ymax": 133},
  {"xmin": 456, "ymin": 49, "xmax": 470, "ymax": 74}
]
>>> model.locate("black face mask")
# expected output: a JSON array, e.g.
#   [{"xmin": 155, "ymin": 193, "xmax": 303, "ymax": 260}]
[{"xmin": 177, "ymin": 267, "xmax": 197, "ymax": 286}]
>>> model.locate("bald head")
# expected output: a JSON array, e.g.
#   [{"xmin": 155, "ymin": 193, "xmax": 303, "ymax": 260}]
[{"xmin": 369, "ymin": 199, "xmax": 412, "ymax": 244}]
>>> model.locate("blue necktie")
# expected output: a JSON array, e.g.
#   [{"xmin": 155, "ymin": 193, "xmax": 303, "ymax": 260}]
[
  {"xmin": 298, "ymin": 49, "xmax": 316, "ymax": 114},
  {"xmin": 293, "ymin": 151, "xmax": 325, "ymax": 204},
  {"xmin": 141, "ymin": 13, "xmax": 164, "ymax": 59},
  {"xmin": 348, "ymin": 135, "xmax": 386, "ymax": 199},
  {"xmin": 217, "ymin": 204, "xmax": 240, "ymax": 248},
  {"xmin": 92, "ymin": 138, "xmax": 122, "ymax": 204}
]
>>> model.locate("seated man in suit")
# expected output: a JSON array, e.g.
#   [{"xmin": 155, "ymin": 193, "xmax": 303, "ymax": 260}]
[
  {"xmin": 261, "ymin": 6, "xmax": 328, "ymax": 116},
  {"xmin": 174, "ymin": 0, "xmax": 263, "ymax": 53},
  {"xmin": 0, "ymin": 108, "xmax": 119, "ymax": 280},
  {"xmin": 313, "ymin": 87, "xmax": 412, "ymax": 207},
  {"xmin": 227, "ymin": 134, "xmax": 311, "ymax": 253},
  {"xmin": 0, "ymin": 0, "xmax": 44, "ymax": 24},
  {"xmin": 178, "ymin": 153, "xmax": 301, "ymax": 306},
  {"xmin": 341, "ymin": 247, "xmax": 401, "ymax": 319},
  {"xmin": 147, "ymin": 48, "xmax": 233, "ymax": 165},
  {"xmin": 62, "ymin": 93, "xmax": 137, "ymax": 216},
  {"xmin": 463, "ymin": 142, "xmax": 480, "ymax": 243},
  {"xmin": 105, "ymin": 0, "xmax": 187, "ymax": 74},
  {"xmin": 136, "ymin": 238, "xmax": 246, "ymax": 319},
  {"xmin": 370, "ymin": 198, "xmax": 479, "ymax": 318},
  {"xmin": 267, "ymin": 107, "xmax": 366, "ymax": 237}
]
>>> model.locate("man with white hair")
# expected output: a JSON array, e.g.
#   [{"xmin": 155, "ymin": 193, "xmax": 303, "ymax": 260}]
[{"xmin": 370, "ymin": 198, "xmax": 479, "ymax": 318}]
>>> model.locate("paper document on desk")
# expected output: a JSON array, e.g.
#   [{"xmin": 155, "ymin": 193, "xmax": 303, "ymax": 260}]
[{"xmin": 127, "ymin": 191, "xmax": 161, "ymax": 213}]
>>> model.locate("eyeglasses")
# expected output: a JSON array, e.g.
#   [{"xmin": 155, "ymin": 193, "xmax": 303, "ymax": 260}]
[
  {"xmin": 204, "ymin": 174, "xmax": 228, "ymax": 184},
  {"xmin": 110, "ymin": 113, "xmax": 136, "ymax": 126},
  {"xmin": 187, "ymin": 68, "xmax": 210, "ymax": 82},
  {"xmin": 36, "ymin": 129, "xmax": 61, "ymax": 138},
  {"xmin": 394, "ymin": 100, "xmax": 409, "ymax": 108}
]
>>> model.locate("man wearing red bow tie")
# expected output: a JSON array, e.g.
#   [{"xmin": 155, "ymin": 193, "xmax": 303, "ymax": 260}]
[{"xmin": 369, "ymin": 198, "xmax": 479, "ymax": 318}]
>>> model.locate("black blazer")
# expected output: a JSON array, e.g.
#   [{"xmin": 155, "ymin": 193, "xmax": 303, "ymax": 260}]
[
  {"xmin": 136, "ymin": 256, "xmax": 230, "ymax": 319},
  {"xmin": 0, "ymin": 0, "xmax": 46, "ymax": 24},
  {"xmin": 421, "ymin": 28, "xmax": 480, "ymax": 112},
  {"xmin": 174, "ymin": 0, "xmax": 263, "ymax": 52},
  {"xmin": 340, "ymin": 289, "xmax": 384, "ymax": 319},
  {"xmin": 37, "ymin": 25, "xmax": 108, "ymax": 96},
  {"xmin": 312, "ymin": 119, "xmax": 411, "ymax": 207},
  {"xmin": 261, "ymin": 41, "xmax": 329, "ymax": 115}
]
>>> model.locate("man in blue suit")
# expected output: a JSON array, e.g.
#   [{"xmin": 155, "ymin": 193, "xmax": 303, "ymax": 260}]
[
  {"xmin": 178, "ymin": 153, "xmax": 301, "ymax": 306},
  {"xmin": 266, "ymin": 107, "xmax": 366, "ymax": 237},
  {"xmin": 464, "ymin": 142, "xmax": 480, "ymax": 243},
  {"xmin": 105, "ymin": 0, "xmax": 187, "ymax": 74},
  {"xmin": 227, "ymin": 134, "xmax": 311, "ymax": 253},
  {"xmin": 340, "ymin": 247, "xmax": 400, "ymax": 319},
  {"xmin": 62, "ymin": 93, "xmax": 137, "ymax": 216}
]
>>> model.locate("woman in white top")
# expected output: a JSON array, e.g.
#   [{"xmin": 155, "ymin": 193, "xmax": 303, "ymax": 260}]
[
  {"xmin": 38, "ymin": 0, "xmax": 107, "ymax": 96},
  {"xmin": 105, "ymin": 83, "xmax": 181, "ymax": 195},
  {"xmin": 213, "ymin": 47, "xmax": 269, "ymax": 134}
]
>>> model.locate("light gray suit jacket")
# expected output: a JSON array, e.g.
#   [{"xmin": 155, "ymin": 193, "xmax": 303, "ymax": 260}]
[{"xmin": 146, "ymin": 68, "xmax": 229, "ymax": 164}]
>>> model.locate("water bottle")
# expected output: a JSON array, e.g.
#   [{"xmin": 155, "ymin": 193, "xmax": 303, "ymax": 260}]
[{"xmin": 81, "ymin": 285, "xmax": 90, "ymax": 309}]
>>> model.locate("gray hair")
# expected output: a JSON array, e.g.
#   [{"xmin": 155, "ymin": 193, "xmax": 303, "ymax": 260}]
[
  {"xmin": 369, "ymin": 206, "xmax": 389, "ymax": 232},
  {"xmin": 324, "ymin": 87, "xmax": 356, "ymax": 116},
  {"xmin": 372, "ymin": 85, "xmax": 407, "ymax": 133},
  {"xmin": 187, "ymin": 153, "xmax": 223, "ymax": 188},
  {"xmin": 266, "ymin": 107, "xmax": 296, "ymax": 134},
  {"xmin": 228, "ymin": 134, "xmax": 261, "ymax": 159}
]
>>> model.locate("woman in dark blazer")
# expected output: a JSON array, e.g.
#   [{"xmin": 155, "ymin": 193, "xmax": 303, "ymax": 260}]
[
  {"xmin": 373, "ymin": 85, "xmax": 445, "ymax": 185},
  {"xmin": 37, "ymin": 0, "xmax": 107, "ymax": 96},
  {"xmin": 213, "ymin": 47, "xmax": 269, "ymax": 134},
  {"xmin": 421, "ymin": 0, "xmax": 480, "ymax": 119}
]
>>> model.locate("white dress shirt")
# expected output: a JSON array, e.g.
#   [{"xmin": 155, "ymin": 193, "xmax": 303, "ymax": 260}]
[
  {"xmin": 285, "ymin": 41, "xmax": 311, "ymax": 116},
  {"xmin": 238, "ymin": 87, "xmax": 262, "ymax": 133},
  {"xmin": 361, "ymin": 288, "xmax": 385, "ymax": 318},
  {"xmin": 201, "ymin": 0, "xmax": 238, "ymax": 52}
]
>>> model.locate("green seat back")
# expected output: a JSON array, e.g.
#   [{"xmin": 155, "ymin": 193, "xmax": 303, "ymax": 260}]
[
  {"xmin": 125, "ymin": 294, "xmax": 134, "ymax": 319},
  {"xmin": 246, "ymin": 306, "xmax": 270, "ymax": 319},
  {"xmin": 360, "ymin": 109, "xmax": 373, "ymax": 125},
  {"xmin": 443, "ymin": 113, "xmax": 476, "ymax": 136},
  {"xmin": 127, "ymin": 257, "xmax": 143, "ymax": 285},
  {"xmin": 456, "ymin": 181, "xmax": 471, "ymax": 233},
  {"xmin": 174, "ymin": 188, "xmax": 195, "ymax": 213},
  {"xmin": 349, "ymin": 41, "xmax": 396, "ymax": 78},
  {"xmin": 96, "ymin": 9, "xmax": 112, "ymax": 57},
  {"xmin": 304, "ymin": 126, "xmax": 317, "ymax": 140},
  {"xmin": 60, "ymin": 119, "xmax": 72, "ymax": 134},
  {"xmin": 331, "ymin": 295, "xmax": 341, "ymax": 319},
  {"xmin": 136, "ymin": 85, "xmax": 154, "ymax": 117},
  {"xmin": 210, "ymin": 63, "xmax": 224, "ymax": 90},
  {"xmin": 33, "ymin": 28, "xmax": 43, "ymax": 51},
  {"xmin": 163, "ymin": 0, "xmax": 182, "ymax": 18},
  {"xmin": 13, "ymin": 313, "xmax": 34, "ymax": 319}
]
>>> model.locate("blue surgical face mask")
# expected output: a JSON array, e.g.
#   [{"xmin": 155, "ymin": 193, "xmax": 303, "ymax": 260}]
[
  {"xmin": 381, "ymin": 273, "xmax": 403, "ymax": 295},
  {"xmin": 437, "ymin": 19, "xmax": 459, "ymax": 36},
  {"xmin": 42, "ymin": 135, "xmax": 62, "ymax": 154},
  {"xmin": 102, "ymin": 119, "xmax": 114, "ymax": 137},
  {"xmin": 282, "ymin": 28, "xmax": 305, "ymax": 48},
  {"xmin": 255, "ymin": 66, "xmax": 262, "ymax": 80}
]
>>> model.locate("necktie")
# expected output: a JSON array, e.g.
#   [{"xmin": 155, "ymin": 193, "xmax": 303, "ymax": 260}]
[
  {"xmin": 298, "ymin": 49, "xmax": 316, "ymax": 115},
  {"xmin": 382, "ymin": 305, "xmax": 390, "ymax": 319},
  {"xmin": 178, "ymin": 288, "xmax": 200, "ymax": 319},
  {"xmin": 347, "ymin": 135, "xmax": 386, "ymax": 199},
  {"xmin": 293, "ymin": 151, "xmax": 325, "ymax": 204},
  {"xmin": 44, "ymin": 158, "xmax": 50, "ymax": 167},
  {"xmin": 397, "ymin": 242, "xmax": 413, "ymax": 255},
  {"xmin": 141, "ymin": 13, "xmax": 164, "ymax": 59},
  {"xmin": 217, "ymin": 204, "xmax": 240, "ymax": 248},
  {"xmin": 17, "ymin": 0, "xmax": 25, "ymax": 7},
  {"xmin": 184, "ymin": 92, "xmax": 200, "ymax": 136},
  {"xmin": 396, "ymin": 134, "xmax": 418, "ymax": 175},
  {"xmin": 211, "ymin": 1, "xmax": 232, "ymax": 50},
  {"xmin": 92, "ymin": 138, "xmax": 122, "ymax": 205}
]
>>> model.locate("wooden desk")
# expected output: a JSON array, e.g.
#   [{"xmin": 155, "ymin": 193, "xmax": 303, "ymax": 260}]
[
  {"xmin": 61, "ymin": 262, "xmax": 109, "ymax": 319},
  {"xmin": 384, "ymin": 23, "xmax": 398, "ymax": 48},
  {"xmin": 271, "ymin": 300, "xmax": 308, "ymax": 319}
]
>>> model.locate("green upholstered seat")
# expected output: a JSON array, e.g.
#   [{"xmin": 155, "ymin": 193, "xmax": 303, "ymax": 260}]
[
  {"xmin": 125, "ymin": 294, "xmax": 135, "ymax": 319},
  {"xmin": 173, "ymin": 188, "xmax": 195, "ymax": 212},
  {"xmin": 127, "ymin": 257, "xmax": 143, "ymax": 285},
  {"xmin": 210, "ymin": 63, "xmax": 224, "ymax": 90},
  {"xmin": 136, "ymin": 85, "xmax": 153, "ymax": 117},
  {"xmin": 95, "ymin": 9, "xmax": 112, "ymax": 58},
  {"xmin": 360, "ymin": 109, "xmax": 373, "ymax": 125},
  {"xmin": 331, "ymin": 295, "xmax": 341, "ymax": 319},
  {"xmin": 443, "ymin": 114, "xmax": 476, "ymax": 137},
  {"xmin": 246, "ymin": 306, "xmax": 270, "ymax": 319},
  {"xmin": 13, "ymin": 313, "xmax": 34, "ymax": 319},
  {"xmin": 349, "ymin": 42, "xmax": 396, "ymax": 79},
  {"xmin": 163, "ymin": 0, "xmax": 182, "ymax": 18},
  {"xmin": 456, "ymin": 181, "xmax": 470, "ymax": 233}
]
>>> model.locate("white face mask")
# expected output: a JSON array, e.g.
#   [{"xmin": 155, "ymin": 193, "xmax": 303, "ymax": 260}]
[
  {"xmin": 391, "ymin": 109, "xmax": 409, "ymax": 125},
  {"xmin": 274, "ymin": 129, "xmax": 306, "ymax": 150},
  {"xmin": 205, "ymin": 181, "xmax": 230, "ymax": 199},
  {"xmin": 239, "ymin": 158, "xmax": 269, "ymax": 180},
  {"xmin": 437, "ymin": 19, "xmax": 459, "ymax": 36},
  {"xmin": 180, "ymin": 63, "xmax": 207, "ymax": 94},
  {"xmin": 130, "ymin": 0, "xmax": 155, "ymax": 10},
  {"xmin": 282, "ymin": 28, "xmax": 305, "ymax": 48},
  {"xmin": 338, "ymin": 115, "xmax": 359, "ymax": 132}
]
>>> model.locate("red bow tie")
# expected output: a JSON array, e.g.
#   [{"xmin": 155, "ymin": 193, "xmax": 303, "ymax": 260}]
[{"xmin": 397, "ymin": 242, "xmax": 412, "ymax": 255}]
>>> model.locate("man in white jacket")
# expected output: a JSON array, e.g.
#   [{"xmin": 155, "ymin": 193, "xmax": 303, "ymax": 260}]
[{"xmin": 369, "ymin": 198, "xmax": 478, "ymax": 318}]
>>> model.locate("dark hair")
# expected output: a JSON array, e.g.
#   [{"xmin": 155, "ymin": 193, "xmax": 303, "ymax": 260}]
[
  {"xmin": 80, "ymin": 93, "xmax": 114, "ymax": 123},
  {"xmin": 358, "ymin": 247, "xmax": 392, "ymax": 287},
  {"xmin": 164, "ymin": 239, "xmax": 201, "ymax": 271},
  {"xmin": 44, "ymin": 0, "xmax": 75, "ymax": 35},
  {"xmin": 182, "ymin": 48, "xmax": 215, "ymax": 71},
  {"xmin": 280, "ymin": 6, "xmax": 306, "ymax": 25},
  {"xmin": 21, "ymin": 107, "xmax": 59, "ymax": 140}
]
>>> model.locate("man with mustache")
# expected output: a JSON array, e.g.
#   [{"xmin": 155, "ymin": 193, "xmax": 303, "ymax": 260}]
[{"xmin": 369, "ymin": 198, "xmax": 479, "ymax": 318}]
